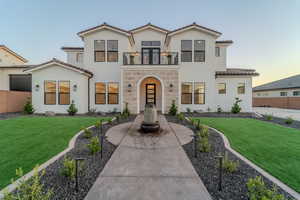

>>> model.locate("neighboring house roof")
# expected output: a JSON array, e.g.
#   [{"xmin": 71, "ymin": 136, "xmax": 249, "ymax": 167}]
[
  {"xmin": 216, "ymin": 40, "xmax": 233, "ymax": 44},
  {"xmin": 0, "ymin": 45, "xmax": 28, "ymax": 63},
  {"xmin": 130, "ymin": 23, "xmax": 169, "ymax": 33},
  {"xmin": 61, "ymin": 47, "xmax": 84, "ymax": 51},
  {"xmin": 216, "ymin": 68, "xmax": 259, "ymax": 77},
  {"xmin": 24, "ymin": 58, "xmax": 93, "ymax": 77},
  {"xmin": 253, "ymin": 74, "xmax": 300, "ymax": 92}
]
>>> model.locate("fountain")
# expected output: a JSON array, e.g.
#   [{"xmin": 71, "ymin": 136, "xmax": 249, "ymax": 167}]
[{"xmin": 140, "ymin": 103, "xmax": 160, "ymax": 133}]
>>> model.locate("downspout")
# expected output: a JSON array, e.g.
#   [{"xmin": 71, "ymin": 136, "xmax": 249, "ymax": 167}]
[{"xmin": 88, "ymin": 75, "xmax": 92, "ymax": 112}]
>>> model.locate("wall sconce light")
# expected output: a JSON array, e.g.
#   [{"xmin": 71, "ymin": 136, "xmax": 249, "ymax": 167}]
[
  {"xmin": 35, "ymin": 84, "xmax": 40, "ymax": 91},
  {"xmin": 73, "ymin": 84, "xmax": 78, "ymax": 92},
  {"xmin": 169, "ymin": 83, "xmax": 173, "ymax": 88},
  {"xmin": 127, "ymin": 83, "xmax": 132, "ymax": 92}
]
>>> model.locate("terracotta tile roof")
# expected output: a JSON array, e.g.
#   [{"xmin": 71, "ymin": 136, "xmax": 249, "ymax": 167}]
[
  {"xmin": 24, "ymin": 58, "xmax": 93, "ymax": 77},
  {"xmin": 216, "ymin": 68, "xmax": 259, "ymax": 76},
  {"xmin": 61, "ymin": 47, "xmax": 84, "ymax": 51},
  {"xmin": 130, "ymin": 23, "xmax": 170, "ymax": 33},
  {"xmin": 253, "ymin": 74, "xmax": 300, "ymax": 91},
  {"xmin": 0, "ymin": 45, "xmax": 28, "ymax": 63},
  {"xmin": 167, "ymin": 22, "xmax": 222, "ymax": 36}
]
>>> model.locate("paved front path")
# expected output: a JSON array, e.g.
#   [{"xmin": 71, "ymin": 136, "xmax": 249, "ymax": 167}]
[
  {"xmin": 85, "ymin": 115, "xmax": 212, "ymax": 200},
  {"xmin": 253, "ymin": 107, "xmax": 300, "ymax": 121}
]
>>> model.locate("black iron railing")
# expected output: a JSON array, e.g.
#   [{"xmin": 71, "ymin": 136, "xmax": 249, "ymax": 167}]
[{"xmin": 123, "ymin": 52, "xmax": 179, "ymax": 65}]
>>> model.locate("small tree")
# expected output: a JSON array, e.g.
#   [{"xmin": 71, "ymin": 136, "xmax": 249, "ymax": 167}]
[
  {"xmin": 231, "ymin": 98, "xmax": 242, "ymax": 114},
  {"xmin": 169, "ymin": 100, "xmax": 178, "ymax": 116},
  {"xmin": 122, "ymin": 102, "xmax": 130, "ymax": 117},
  {"xmin": 87, "ymin": 136, "xmax": 101, "ymax": 155},
  {"xmin": 67, "ymin": 100, "xmax": 78, "ymax": 116},
  {"xmin": 23, "ymin": 98, "xmax": 34, "ymax": 114}
]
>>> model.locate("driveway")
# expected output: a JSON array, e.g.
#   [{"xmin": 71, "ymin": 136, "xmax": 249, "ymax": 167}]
[{"xmin": 253, "ymin": 107, "xmax": 300, "ymax": 121}]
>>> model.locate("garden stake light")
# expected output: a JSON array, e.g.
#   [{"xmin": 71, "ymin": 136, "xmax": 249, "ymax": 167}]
[
  {"xmin": 197, "ymin": 120, "xmax": 200, "ymax": 130},
  {"xmin": 194, "ymin": 134, "xmax": 197, "ymax": 158},
  {"xmin": 215, "ymin": 155, "xmax": 223, "ymax": 191},
  {"xmin": 100, "ymin": 134, "xmax": 104, "ymax": 159},
  {"xmin": 75, "ymin": 157, "xmax": 85, "ymax": 192}
]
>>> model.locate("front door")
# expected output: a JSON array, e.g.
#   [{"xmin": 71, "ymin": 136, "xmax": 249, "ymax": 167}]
[
  {"xmin": 146, "ymin": 84, "xmax": 156, "ymax": 105},
  {"xmin": 142, "ymin": 48, "xmax": 160, "ymax": 65}
]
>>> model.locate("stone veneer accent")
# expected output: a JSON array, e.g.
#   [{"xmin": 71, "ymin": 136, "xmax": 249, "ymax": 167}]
[{"xmin": 122, "ymin": 68, "xmax": 179, "ymax": 114}]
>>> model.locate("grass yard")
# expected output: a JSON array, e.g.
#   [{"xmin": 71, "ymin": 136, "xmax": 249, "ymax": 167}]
[
  {"xmin": 192, "ymin": 117, "xmax": 300, "ymax": 193},
  {"xmin": 0, "ymin": 116, "xmax": 110, "ymax": 189}
]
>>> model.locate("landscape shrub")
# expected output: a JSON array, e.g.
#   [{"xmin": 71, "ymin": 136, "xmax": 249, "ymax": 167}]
[
  {"xmin": 95, "ymin": 120, "xmax": 102, "ymax": 129},
  {"xmin": 23, "ymin": 98, "xmax": 34, "ymax": 114},
  {"xmin": 3, "ymin": 166, "xmax": 52, "ymax": 200},
  {"xmin": 67, "ymin": 100, "xmax": 78, "ymax": 116},
  {"xmin": 199, "ymin": 125, "xmax": 209, "ymax": 138},
  {"xmin": 265, "ymin": 114, "xmax": 273, "ymax": 121},
  {"xmin": 231, "ymin": 97, "xmax": 242, "ymax": 113},
  {"xmin": 61, "ymin": 156, "xmax": 76, "ymax": 179},
  {"xmin": 87, "ymin": 108, "xmax": 97, "ymax": 115},
  {"xmin": 87, "ymin": 136, "xmax": 101, "ymax": 155},
  {"xmin": 217, "ymin": 105, "xmax": 223, "ymax": 113},
  {"xmin": 108, "ymin": 118, "xmax": 113, "ymax": 124},
  {"xmin": 176, "ymin": 113, "xmax": 185, "ymax": 121},
  {"xmin": 197, "ymin": 136, "xmax": 211, "ymax": 152},
  {"xmin": 169, "ymin": 100, "xmax": 178, "ymax": 116},
  {"xmin": 222, "ymin": 151, "xmax": 239, "ymax": 173},
  {"xmin": 83, "ymin": 128, "xmax": 92, "ymax": 138},
  {"xmin": 247, "ymin": 176, "xmax": 287, "ymax": 200},
  {"xmin": 122, "ymin": 102, "xmax": 130, "ymax": 117},
  {"xmin": 186, "ymin": 107, "xmax": 191, "ymax": 114},
  {"xmin": 285, "ymin": 117, "xmax": 293, "ymax": 125}
]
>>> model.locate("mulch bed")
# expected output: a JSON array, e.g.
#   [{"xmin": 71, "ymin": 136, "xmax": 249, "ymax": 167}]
[
  {"xmin": 260, "ymin": 115, "xmax": 300, "ymax": 130},
  {"xmin": 38, "ymin": 115, "xmax": 136, "ymax": 200},
  {"xmin": 166, "ymin": 115, "xmax": 295, "ymax": 200}
]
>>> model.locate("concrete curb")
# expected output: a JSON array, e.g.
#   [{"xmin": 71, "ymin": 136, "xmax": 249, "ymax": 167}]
[{"xmin": 0, "ymin": 118, "xmax": 114, "ymax": 198}]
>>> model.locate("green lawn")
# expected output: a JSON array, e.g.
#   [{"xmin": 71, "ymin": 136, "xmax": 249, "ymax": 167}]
[
  {"xmin": 0, "ymin": 116, "xmax": 109, "ymax": 189},
  {"xmin": 192, "ymin": 117, "xmax": 300, "ymax": 193}
]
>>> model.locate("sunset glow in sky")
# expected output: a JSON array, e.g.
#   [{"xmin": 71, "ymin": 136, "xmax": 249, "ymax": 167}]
[{"xmin": 1, "ymin": 0, "xmax": 299, "ymax": 86}]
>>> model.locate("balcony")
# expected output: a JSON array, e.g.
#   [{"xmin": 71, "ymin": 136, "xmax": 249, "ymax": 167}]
[{"xmin": 123, "ymin": 52, "xmax": 179, "ymax": 65}]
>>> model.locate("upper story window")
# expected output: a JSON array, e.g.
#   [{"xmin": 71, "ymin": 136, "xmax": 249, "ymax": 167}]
[
  {"xmin": 293, "ymin": 91, "xmax": 300, "ymax": 96},
  {"xmin": 181, "ymin": 40, "xmax": 192, "ymax": 62},
  {"xmin": 237, "ymin": 83, "xmax": 245, "ymax": 94},
  {"xmin": 142, "ymin": 41, "xmax": 161, "ymax": 46},
  {"xmin": 194, "ymin": 40, "xmax": 205, "ymax": 62},
  {"xmin": 94, "ymin": 40, "xmax": 105, "ymax": 62},
  {"xmin": 215, "ymin": 47, "xmax": 220, "ymax": 57},
  {"xmin": 107, "ymin": 40, "xmax": 118, "ymax": 62},
  {"xmin": 280, "ymin": 91, "xmax": 287, "ymax": 96},
  {"xmin": 76, "ymin": 53, "xmax": 83, "ymax": 63},
  {"xmin": 218, "ymin": 83, "xmax": 226, "ymax": 94}
]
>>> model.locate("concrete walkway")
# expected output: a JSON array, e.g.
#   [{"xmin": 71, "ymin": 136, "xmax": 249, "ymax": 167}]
[
  {"xmin": 253, "ymin": 107, "xmax": 300, "ymax": 121},
  {"xmin": 85, "ymin": 115, "xmax": 212, "ymax": 200}
]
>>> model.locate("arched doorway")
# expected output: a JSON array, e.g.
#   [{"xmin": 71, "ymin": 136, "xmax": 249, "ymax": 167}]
[{"xmin": 137, "ymin": 76, "xmax": 164, "ymax": 113}]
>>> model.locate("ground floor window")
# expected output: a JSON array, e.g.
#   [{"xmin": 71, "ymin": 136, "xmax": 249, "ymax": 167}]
[
  {"xmin": 181, "ymin": 82, "xmax": 193, "ymax": 104},
  {"xmin": 58, "ymin": 81, "xmax": 70, "ymax": 105},
  {"xmin": 95, "ymin": 82, "xmax": 106, "ymax": 104},
  {"xmin": 218, "ymin": 83, "xmax": 226, "ymax": 94},
  {"xmin": 44, "ymin": 81, "xmax": 56, "ymax": 105},
  {"xmin": 108, "ymin": 83, "xmax": 119, "ymax": 104},
  {"xmin": 280, "ymin": 91, "xmax": 287, "ymax": 96},
  {"xmin": 9, "ymin": 74, "xmax": 32, "ymax": 91},
  {"xmin": 194, "ymin": 82, "xmax": 205, "ymax": 104},
  {"xmin": 238, "ymin": 83, "xmax": 245, "ymax": 94}
]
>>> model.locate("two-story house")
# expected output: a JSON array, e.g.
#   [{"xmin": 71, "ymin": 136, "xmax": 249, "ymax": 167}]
[{"xmin": 25, "ymin": 22, "xmax": 259, "ymax": 114}]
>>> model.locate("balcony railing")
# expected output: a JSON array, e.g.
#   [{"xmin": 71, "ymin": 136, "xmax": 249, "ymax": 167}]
[{"xmin": 123, "ymin": 52, "xmax": 179, "ymax": 65}]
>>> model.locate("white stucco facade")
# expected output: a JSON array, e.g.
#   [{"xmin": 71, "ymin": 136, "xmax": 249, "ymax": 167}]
[{"xmin": 26, "ymin": 23, "xmax": 258, "ymax": 114}]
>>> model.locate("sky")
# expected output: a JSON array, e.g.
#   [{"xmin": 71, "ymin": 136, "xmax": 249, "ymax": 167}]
[{"xmin": 1, "ymin": 0, "xmax": 299, "ymax": 86}]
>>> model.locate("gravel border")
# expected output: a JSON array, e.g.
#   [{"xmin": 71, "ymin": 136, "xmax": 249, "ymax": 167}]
[{"xmin": 166, "ymin": 115, "xmax": 295, "ymax": 200}]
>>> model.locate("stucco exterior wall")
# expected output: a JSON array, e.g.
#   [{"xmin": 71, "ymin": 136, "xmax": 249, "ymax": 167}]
[
  {"xmin": 253, "ymin": 88, "xmax": 300, "ymax": 98},
  {"xmin": 0, "ymin": 68, "xmax": 26, "ymax": 90},
  {"xmin": 31, "ymin": 64, "xmax": 89, "ymax": 114},
  {"xmin": 0, "ymin": 49, "xmax": 25, "ymax": 66}
]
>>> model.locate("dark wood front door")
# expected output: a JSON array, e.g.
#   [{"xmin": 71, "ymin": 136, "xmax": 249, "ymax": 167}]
[{"xmin": 146, "ymin": 84, "xmax": 156, "ymax": 105}]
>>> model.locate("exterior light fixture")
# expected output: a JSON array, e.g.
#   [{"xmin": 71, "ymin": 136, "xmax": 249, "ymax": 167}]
[
  {"xmin": 169, "ymin": 83, "xmax": 173, "ymax": 88},
  {"xmin": 161, "ymin": 52, "xmax": 169, "ymax": 56},
  {"xmin": 128, "ymin": 84, "xmax": 132, "ymax": 88},
  {"xmin": 73, "ymin": 84, "xmax": 78, "ymax": 92},
  {"xmin": 169, "ymin": 83, "xmax": 173, "ymax": 92},
  {"xmin": 35, "ymin": 84, "xmax": 40, "ymax": 91}
]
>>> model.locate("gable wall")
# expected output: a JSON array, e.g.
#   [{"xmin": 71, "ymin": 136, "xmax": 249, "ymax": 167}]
[{"xmin": 0, "ymin": 49, "xmax": 26, "ymax": 66}]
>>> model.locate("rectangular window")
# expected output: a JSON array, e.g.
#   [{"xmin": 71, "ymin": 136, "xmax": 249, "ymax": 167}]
[
  {"xmin": 194, "ymin": 40, "xmax": 205, "ymax": 62},
  {"xmin": 181, "ymin": 40, "xmax": 192, "ymax": 62},
  {"xmin": 94, "ymin": 40, "xmax": 105, "ymax": 62},
  {"xmin": 9, "ymin": 74, "xmax": 32, "ymax": 92},
  {"xmin": 237, "ymin": 83, "xmax": 245, "ymax": 94},
  {"xmin": 181, "ymin": 82, "xmax": 193, "ymax": 104},
  {"xmin": 194, "ymin": 82, "xmax": 205, "ymax": 104},
  {"xmin": 107, "ymin": 40, "xmax": 118, "ymax": 62},
  {"xmin": 215, "ymin": 47, "xmax": 220, "ymax": 57},
  {"xmin": 76, "ymin": 53, "xmax": 83, "ymax": 63},
  {"xmin": 108, "ymin": 83, "xmax": 119, "ymax": 104},
  {"xmin": 280, "ymin": 92, "xmax": 287, "ymax": 96},
  {"xmin": 141, "ymin": 41, "xmax": 161, "ymax": 46},
  {"xmin": 293, "ymin": 91, "xmax": 300, "ymax": 96},
  {"xmin": 58, "ymin": 81, "xmax": 70, "ymax": 105},
  {"xmin": 218, "ymin": 83, "xmax": 226, "ymax": 94},
  {"xmin": 44, "ymin": 81, "xmax": 56, "ymax": 105},
  {"xmin": 95, "ymin": 82, "xmax": 106, "ymax": 104}
]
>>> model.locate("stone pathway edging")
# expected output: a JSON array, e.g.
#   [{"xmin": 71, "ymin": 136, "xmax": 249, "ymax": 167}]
[
  {"xmin": 207, "ymin": 125, "xmax": 300, "ymax": 199},
  {"xmin": 0, "ymin": 119, "xmax": 114, "ymax": 199}
]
